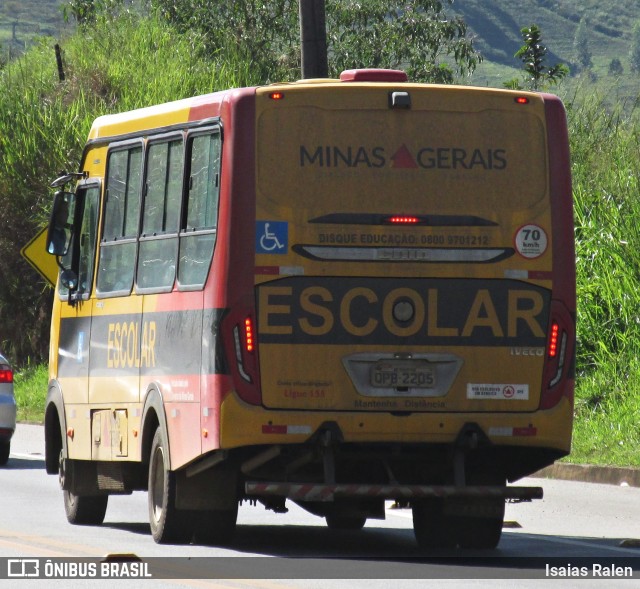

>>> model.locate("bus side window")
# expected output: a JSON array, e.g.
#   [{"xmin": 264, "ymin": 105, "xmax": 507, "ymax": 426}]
[
  {"xmin": 178, "ymin": 129, "xmax": 221, "ymax": 290},
  {"xmin": 136, "ymin": 137, "xmax": 183, "ymax": 292},
  {"xmin": 97, "ymin": 145, "xmax": 142, "ymax": 296},
  {"xmin": 77, "ymin": 186, "xmax": 100, "ymax": 296},
  {"xmin": 57, "ymin": 185, "xmax": 100, "ymax": 300}
]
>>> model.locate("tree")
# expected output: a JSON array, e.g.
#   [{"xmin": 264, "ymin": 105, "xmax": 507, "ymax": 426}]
[
  {"xmin": 149, "ymin": 0, "xmax": 300, "ymax": 83},
  {"xmin": 325, "ymin": 1, "xmax": 480, "ymax": 83},
  {"xmin": 64, "ymin": 0, "xmax": 125, "ymax": 24},
  {"xmin": 148, "ymin": 0, "xmax": 481, "ymax": 83},
  {"xmin": 573, "ymin": 17, "xmax": 592, "ymax": 72},
  {"xmin": 5, "ymin": 2, "xmax": 21, "ymax": 16},
  {"xmin": 630, "ymin": 21, "xmax": 640, "ymax": 73},
  {"xmin": 512, "ymin": 24, "xmax": 568, "ymax": 90},
  {"xmin": 609, "ymin": 57, "xmax": 624, "ymax": 77}
]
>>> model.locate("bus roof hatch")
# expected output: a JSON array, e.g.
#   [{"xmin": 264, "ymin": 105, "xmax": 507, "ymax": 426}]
[{"xmin": 339, "ymin": 69, "xmax": 409, "ymax": 83}]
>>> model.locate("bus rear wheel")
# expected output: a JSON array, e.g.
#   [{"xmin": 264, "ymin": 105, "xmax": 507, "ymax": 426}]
[
  {"xmin": 412, "ymin": 499, "xmax": 457, "ymax": 550},
  {"xmin": 64, "ymin": 490, "xmax": 108, "ymax": 525},
  {"xmin": 325, "ymin": 514, "xmax": 367, "ymax": 530},
  {"xmin": 413, "ymin": 497, "xmax": 505, "ymax": 551},
  {"xmin": 192, "ymin": 506, "xmax": 238, "ymax": 545},
  {"xmin": 451, "ymin": 500, "xmax": 505, "ymax": 550},
  {"xmin": 148, "ymin": 428, "xmax": 194, "ymax": 544},
  {"xmin": 454, "ymin": 471, "xmax": 506, "ymax": 549}
]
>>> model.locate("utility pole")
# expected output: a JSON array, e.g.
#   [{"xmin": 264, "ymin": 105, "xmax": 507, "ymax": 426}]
[{"xmin": 299, "ymin": 0, "xmax": 328, "ymax": 79}]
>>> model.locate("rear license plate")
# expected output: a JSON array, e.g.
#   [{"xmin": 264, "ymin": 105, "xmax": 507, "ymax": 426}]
[{"xmin": 370, "ymin": 361, "xmax": 436, "ymax": 389}]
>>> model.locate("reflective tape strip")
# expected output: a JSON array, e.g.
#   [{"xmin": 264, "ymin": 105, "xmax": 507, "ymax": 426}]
[
  {"xmin": 245, "ymin": 483, "xmax": 543, "ymax": 502},
  {"xmin": 255, "ymin": 266, "xmax": 305, "ymax": 275},
  {"xmin": 261, "ymin": 424, "xmax": 313, "ymax": 435},
  {"xmin": 489, "ymin": 426, "xmax": 538, "ymax": 437},
  {"xmin": 504, "ymin": 269, "xmax": 553, "ymax": 280}
]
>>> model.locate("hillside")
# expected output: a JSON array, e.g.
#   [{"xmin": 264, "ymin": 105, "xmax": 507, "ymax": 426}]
[
  {"xmin": 452, "ymin": 0, "xmax": 640, "ymax": 97},
  {"xmin": 0, "ymin": 0, "xmax": 66, "ymax": 57},
  {"xmin": 455, "ymin": 0, "xmax": 639, "ymax": 66}
]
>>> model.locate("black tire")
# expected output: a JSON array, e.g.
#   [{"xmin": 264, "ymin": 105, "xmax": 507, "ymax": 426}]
[
  {"xmin": 64, "ymin": 490, "xmax": 108, "ymax": 525},
  {"xmin": 148, "ymin": 428, "xmax": 194, "ymax": 544},
  {"xmin": 193, "ymin": 506, "xmax": 238, "ymax": 546},
  {"xmin": 58, "ymin": 449, "xmax": 108, "ymax": 525},
  {"xmin": 412, "ymin": 499, "xmax": 457, "ymax": 550},
  {"xmin": 325, "ymin": 514, "xmax": 367, "ymax": 530},
  {"xmin": 0, "ymin": 441, "xmax": 9, "ymax": 466},
  {"xmin": 453, "ymin": 500, "xmax": 505, "ymax": 550},
  {"xmin": 454, "ymin": 470, "xmax": 506, "ymax": 550}
]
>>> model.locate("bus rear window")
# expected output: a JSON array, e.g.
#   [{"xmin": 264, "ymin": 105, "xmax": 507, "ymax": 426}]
[{"xmin": 257, "ymin": 101, "xmax": 547, "ymax": 216}]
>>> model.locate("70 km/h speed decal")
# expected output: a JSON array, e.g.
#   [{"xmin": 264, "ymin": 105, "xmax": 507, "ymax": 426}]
[{"xmin": 514, "ymin": 224, "xmax": 548, "ymax": 259}]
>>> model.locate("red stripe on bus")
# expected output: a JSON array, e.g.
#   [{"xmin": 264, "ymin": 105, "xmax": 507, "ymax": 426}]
[
  {"xmin": 255, "ymin": 266, "xmax": 280, "ymax": 275},
  {"xmin": 513, "ymin": 427, "xmax": 538, "ymax": 436},
  {"xmin": 262, "ymin": 424, "xmax": 287, "ymax": 434}
]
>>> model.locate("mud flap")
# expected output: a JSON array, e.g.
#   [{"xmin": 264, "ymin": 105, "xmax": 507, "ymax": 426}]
[{"xmin": 175, "ymin": 464, "xmax": 237, "ymax": 510}]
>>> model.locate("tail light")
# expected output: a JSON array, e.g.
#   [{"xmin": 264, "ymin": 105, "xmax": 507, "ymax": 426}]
[
  {"xmin": 229, "ymin": 313, "xmax": 261, "ymax": 405},
  {"xmin": 0, "ymin": 365, "xmax": 13, "ymax": 383},
  {"xmin": 233, "ymin": 317, "xmax": 256, "ymax": 382},
  {"xmin": 548, "ymin": 323, "xmax": 560, "ymax": 359},
  {"xmin": 547, "ymin": 322, "xmax": 567, "ymax": 388},
  {"xmin": 244, "ymin": 317, "xmax": 255, "ymax": 353},
  {"xmin": 540, "ymin": 302, "xmax": 575, "ymax": 410}
]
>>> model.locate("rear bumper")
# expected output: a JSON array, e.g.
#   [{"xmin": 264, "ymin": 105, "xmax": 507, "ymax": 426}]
[{"xmin": 220, "ymin": 391, "xmax": 573, "ymax": 453}]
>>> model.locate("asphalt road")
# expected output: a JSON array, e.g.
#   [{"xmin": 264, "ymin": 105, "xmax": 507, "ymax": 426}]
[{"xmin": 2, "ymin": 424, "xmax": 640, "ymax": 588}]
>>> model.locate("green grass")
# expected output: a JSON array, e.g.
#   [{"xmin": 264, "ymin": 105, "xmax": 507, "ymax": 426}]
[
  {"xmin": 571, "ymin": 364, "xmax": 640, "ymax": 467},
  {"xmin": 13, "ymin": 364, "xmax": 48, "ymax": 423},
  {"xmin": 563, "ymin": 91, "xmax": 640, "ymax": 467}
]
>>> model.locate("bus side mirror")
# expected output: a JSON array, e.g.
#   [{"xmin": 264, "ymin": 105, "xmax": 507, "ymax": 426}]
[{"xmin": 47, "ymin": 190, "xmax": 75, "ymax": 256}]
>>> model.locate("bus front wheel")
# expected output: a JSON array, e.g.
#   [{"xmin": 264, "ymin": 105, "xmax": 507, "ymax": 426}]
[
  {"xmin": 59, "ymin": 450, "xmax": 108, "ymax": 525},
  {"xmin": 148, "ymin": 428, "xmax": 194, "ymax": 544}
]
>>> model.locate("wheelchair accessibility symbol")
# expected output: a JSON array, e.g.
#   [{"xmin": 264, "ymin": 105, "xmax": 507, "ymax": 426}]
[{"xmin": 256, "ymin": 221, "xmax": 288, "ymax": 254}]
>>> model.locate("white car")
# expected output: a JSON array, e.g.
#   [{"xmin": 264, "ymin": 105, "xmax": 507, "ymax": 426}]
[{"xmin": 0, "ymin": 352, "xmax": 16, "ymax": 466}]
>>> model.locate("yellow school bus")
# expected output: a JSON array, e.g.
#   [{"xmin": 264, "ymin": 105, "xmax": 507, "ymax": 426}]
[{"xmin": 44, "ymin": 68, "xmax": 575, "ymax": 549}]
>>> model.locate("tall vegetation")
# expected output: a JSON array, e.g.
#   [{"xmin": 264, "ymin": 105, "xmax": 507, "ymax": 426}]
[
  {"xmin": 148, "ymin": 0, "xmax": 481, "ymax": 83},
  {"xmin": 569, "ymin": 94, "xmax": 640, "ymax": 465},
  {"xmin": 0, "ymin": 42, "xmax": 74, "ymax": 362},
  {"xmin": 0, "ymin": 9, "xmax": 259, "ymax": 364}
]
